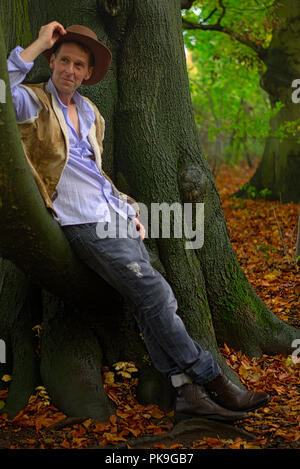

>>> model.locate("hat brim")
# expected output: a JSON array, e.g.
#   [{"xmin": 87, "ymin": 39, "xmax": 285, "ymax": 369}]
[{"xmin": 42, "ymin": 31, "xmax": 112, "ymax": 85}]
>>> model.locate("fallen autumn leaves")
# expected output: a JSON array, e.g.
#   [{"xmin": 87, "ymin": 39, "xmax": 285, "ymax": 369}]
[
  {"xmin": 0, "ymin": 163, "xmax": 299, "ymax": 450},
  {"xmin": 0, "ymin": 348, "xmax": 299, "ymax": 449}
]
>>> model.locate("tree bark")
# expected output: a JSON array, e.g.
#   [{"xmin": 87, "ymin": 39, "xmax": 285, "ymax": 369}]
[
  {"xmin": 233, "ymin": 0, "xmax": 300, "ymax": 203},
  {"xmin": 0, "ymin": 0, "xmax": 299, "ymax": 422}
]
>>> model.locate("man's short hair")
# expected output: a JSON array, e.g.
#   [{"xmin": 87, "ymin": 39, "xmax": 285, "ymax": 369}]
[{"xmin": 53, "ymin": 40, "xmax": 95, "ymax": 68}]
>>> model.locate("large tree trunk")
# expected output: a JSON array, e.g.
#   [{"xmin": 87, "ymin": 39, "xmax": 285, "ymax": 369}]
[
  {"xmin": 235, "ymin": 0, "xmax": 300, "ymax": 203},
  {"xmin": 0, "ymin": 0, "xmax": 299, "ymax": 422}
]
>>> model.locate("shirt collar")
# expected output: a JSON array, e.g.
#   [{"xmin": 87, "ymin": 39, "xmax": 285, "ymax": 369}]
[{"xmin": 45, "ymin": 78, "xmax": 95, "ymax": 129}]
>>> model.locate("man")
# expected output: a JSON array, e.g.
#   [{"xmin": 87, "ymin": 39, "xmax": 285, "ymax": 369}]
[{"xmin": 7, "ymin": 21, "xmax": 271, "ymax": 422}]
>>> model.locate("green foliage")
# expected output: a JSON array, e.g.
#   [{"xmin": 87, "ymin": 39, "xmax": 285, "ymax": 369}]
[
  {"xmin": 183, "ymin": 0, "xmax": 275, "ymax": 49},
  {"xmin": 182, "ymin": 0, "xmax": 278, "ymax": 167},
  {"xmin": 257, "ymin": 243, "xmax": 276, "ymax": 259},
  {"xmin": 238, "ymin": 183, "xmax": 272, "ymax": 200},
  {"xmin": 272, "ymin": 118, "xmax": 300, "ymax": 143}
]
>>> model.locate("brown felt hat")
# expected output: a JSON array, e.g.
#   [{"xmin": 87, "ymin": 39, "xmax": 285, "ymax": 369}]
[{"xmin": 42, "ymin": 25, "xmax": 112, "ymax": 85}]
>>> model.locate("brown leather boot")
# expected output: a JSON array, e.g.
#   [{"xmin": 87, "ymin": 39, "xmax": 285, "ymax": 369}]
[
  {"xmin": 175, "ymin": 384, "xmax": 248, "ymax": 422},
  {"xmin": 205, "ymin": 373, "xmax": 271, "ymax": 412}
]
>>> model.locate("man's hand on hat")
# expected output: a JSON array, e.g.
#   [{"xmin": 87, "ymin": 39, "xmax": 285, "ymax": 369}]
[
  {"xmin": 20, "ymin": 21, "xmax": 67, "ymax": 63},
  {"xmin": 37, "ymin": 21, "xmax": 67, "ymax": 51}
]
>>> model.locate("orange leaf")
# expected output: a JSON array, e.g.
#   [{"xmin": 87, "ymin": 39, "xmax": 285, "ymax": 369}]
[
  {"xmin": 60, "ymin": 439, "xmax": 72, "ymax": 449},
  {"xmin": 71, "ymin": 426, "xmax": 86, "ymax": 438},
  {"xmin": 110, "ymin": 414, "xmax": 117, "ymax": 425},
  {"xmin": 93, "ymin": 422, "xmax": 111, "ymax": 433},
  {"xmin": 103, "ymin": 432, "xmax": 127, "ymax": 443},
  {"xmin": 72, "ymin": 437, "xmax": 88, "ymax": 446}
]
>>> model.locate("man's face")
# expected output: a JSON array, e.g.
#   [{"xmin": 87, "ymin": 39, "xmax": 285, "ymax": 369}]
[{"xmin": 49, "ymin": 42, "xmax": 93, "ymax": 96}]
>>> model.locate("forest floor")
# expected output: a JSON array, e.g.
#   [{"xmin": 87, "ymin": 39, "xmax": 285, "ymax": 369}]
[{"xmin": 0, "ymin": 162, "xmax": 299, "ymax": 451}]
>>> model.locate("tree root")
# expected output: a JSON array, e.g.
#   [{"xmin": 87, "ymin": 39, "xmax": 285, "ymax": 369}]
[{"xmin": 92, "ymin": 417, "xmax": 255, "ymax": 449}]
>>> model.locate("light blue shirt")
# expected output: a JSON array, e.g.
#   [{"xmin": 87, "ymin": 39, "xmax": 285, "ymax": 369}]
[{"xmin": 7, "ymin": 46, "xmax": 136, "ymax": 226}]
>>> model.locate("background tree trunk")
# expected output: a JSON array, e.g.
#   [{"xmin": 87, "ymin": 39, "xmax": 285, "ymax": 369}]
[
  {"xmin": 0, "ymin": 0, "xmax": 299, "ymax": 422},
  {"xmin": 234, "ymin": 0, "xmax": 300, "ymax": 203}
]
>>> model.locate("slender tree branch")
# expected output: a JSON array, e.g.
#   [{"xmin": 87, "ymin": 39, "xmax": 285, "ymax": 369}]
[
  {"xmin": 182, "ymin": 17, "xmax": 267, "ymax": 60},
  {"xmin": 217, "ymin": 0, "xmax": 226, "ymax": 25},
  {"xmin": 203, "ymin": 8, "xmax": 218, "ymax": 23},
  {"xmin": 272, "ymin": 206, "xmax": 291, "ymax": 264}
]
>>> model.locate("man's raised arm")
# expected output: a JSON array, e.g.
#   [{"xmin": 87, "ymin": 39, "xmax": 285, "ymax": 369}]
[{"xmin": 7, "ymin": 21, "xmax": 66, "ymax": 123}]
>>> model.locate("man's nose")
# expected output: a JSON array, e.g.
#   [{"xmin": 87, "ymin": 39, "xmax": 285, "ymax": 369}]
[{"xmin": 65, "ymin": 62, "xmax": 75, "ymax": 74}]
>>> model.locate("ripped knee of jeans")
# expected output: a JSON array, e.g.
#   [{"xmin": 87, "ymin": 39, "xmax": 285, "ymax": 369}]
[{"xmin": 126, "ymin": 261, "xmax": 144, "ymax": 278}]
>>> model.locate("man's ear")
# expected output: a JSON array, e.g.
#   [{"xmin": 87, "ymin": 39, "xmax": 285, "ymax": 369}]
[
  {"xmin": 85, "ymin": 66, "xmax": 94, "ymax": 80},
  {"xmin": 49, "ymin": 53, "xmax": 56, "ymax": 70}
]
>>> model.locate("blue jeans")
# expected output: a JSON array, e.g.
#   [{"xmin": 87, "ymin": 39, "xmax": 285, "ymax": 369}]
[{"xmin": 61, "ymin": 209, "xmax": 220, "ymax": 385}]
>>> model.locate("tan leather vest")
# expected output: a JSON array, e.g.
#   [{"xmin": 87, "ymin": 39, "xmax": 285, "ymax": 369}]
[{"xmin": 17, "ymin": 83, "xmax": 138, "ymax": 217}]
